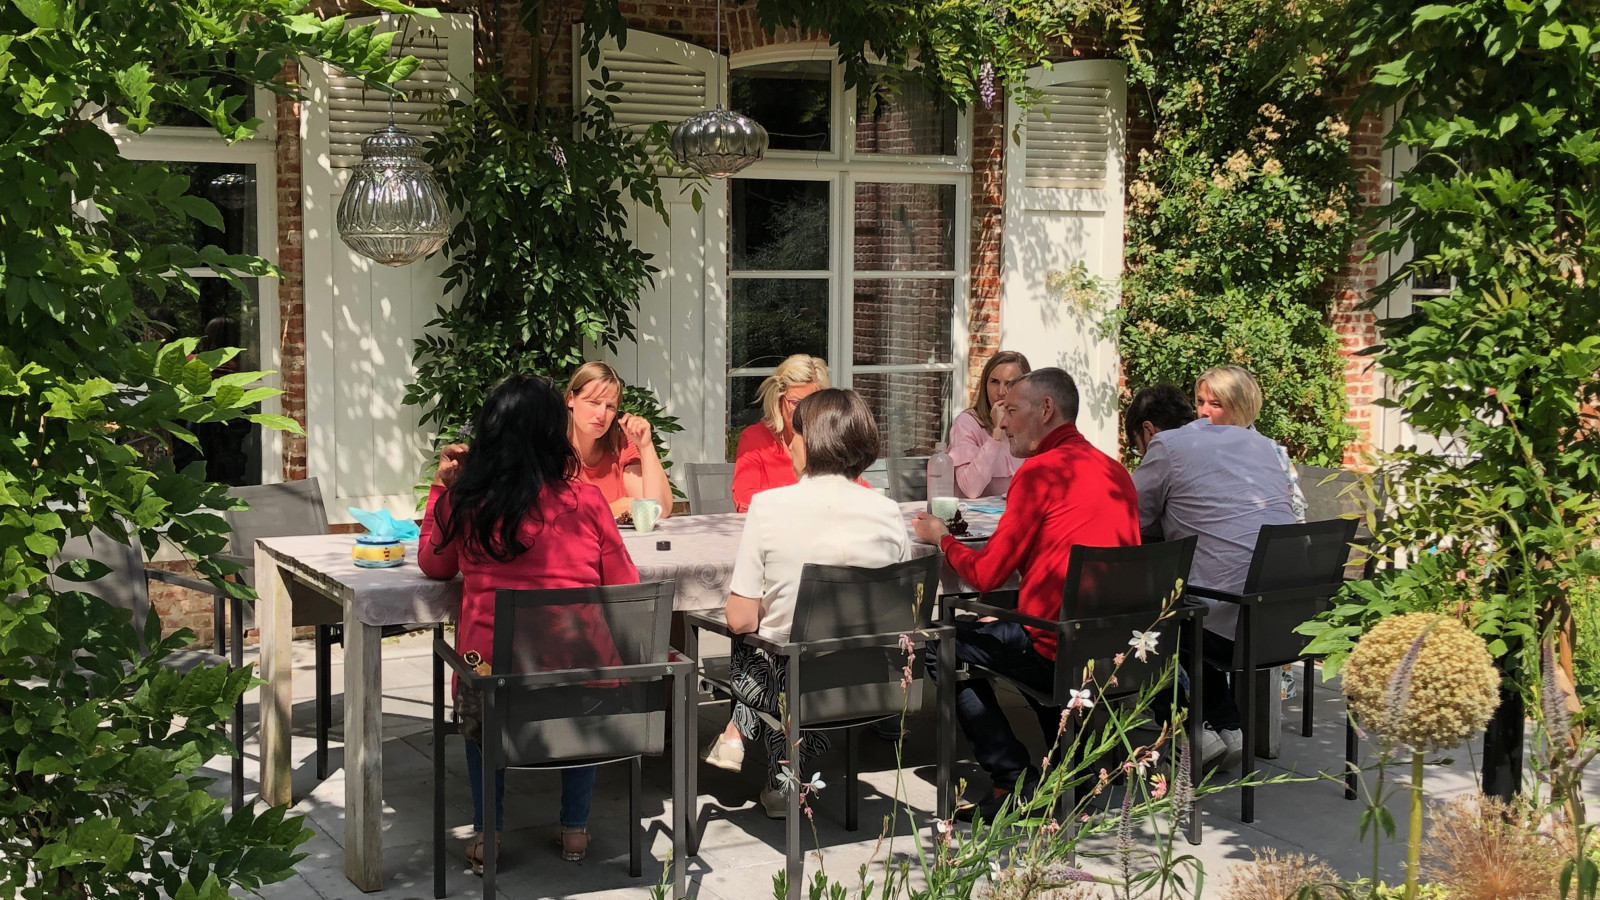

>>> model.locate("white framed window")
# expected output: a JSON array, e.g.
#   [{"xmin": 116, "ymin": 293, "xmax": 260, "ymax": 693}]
[
  {"xmin": 725, "ymin": 45, "xmax": 972, "ymax": 459},
  {"xmin": 100, "ymin": 86, "xmax": 281, "ymax": 486}
]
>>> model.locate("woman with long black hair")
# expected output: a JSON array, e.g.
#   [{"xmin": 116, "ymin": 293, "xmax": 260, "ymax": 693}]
[{"xmin": 420, "ymin": 374, "xmax": 639, "ymax": 871}]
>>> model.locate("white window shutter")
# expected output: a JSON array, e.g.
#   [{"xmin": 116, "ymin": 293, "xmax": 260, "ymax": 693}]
[
  {"xmin": 1000, "ymin": 60, "xmax": 1127, "ymax": 456},
  {"xmin": 573, "ymin": 27, "xmax": 721, "ymax": 136},
  {"xmin": 1023, "ymin": 79, "xmax": 1116, "ymax": 191},
  {"xmin": 325, "ymin": 22, "xmax": 466, "ymax": 168},
  {"xmin": 571, "ymin": 27, "xmax": 728, "ymax": 478},
  {"xmin": 300, "ymin": 13, "xmax": 472, "ymax": 521}
]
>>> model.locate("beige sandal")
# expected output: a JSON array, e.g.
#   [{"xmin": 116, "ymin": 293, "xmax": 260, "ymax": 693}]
[
  {"xmin": 464, "ymin": 833, "xmax": 485, "ymax": 876},
  {"xmin": 558, "ymin": 826, "xmax": 589, "ymax": 862}
]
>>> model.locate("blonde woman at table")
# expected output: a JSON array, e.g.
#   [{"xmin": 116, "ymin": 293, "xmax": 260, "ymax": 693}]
[
  {"xmin": 730, "ymin": 354, "xmax": 830, "ymax": 512},
  {"xmin": 565, "ymin": 361, "xmax": 674, "ymax": 519},
  {"xmin": 1194, "ymin": 365, "xmax": 1307, "ymax": 522},
  {"xmin": 947, "ymin": 350, "xmax": 1030, "ymax": 498},
  {"xmin": 421, "ymin": 374, "xmax": 639, "ymax": 871},
  {"xmin": 708, "ymin": 389, "xmax": 910, "ymax": 817}
]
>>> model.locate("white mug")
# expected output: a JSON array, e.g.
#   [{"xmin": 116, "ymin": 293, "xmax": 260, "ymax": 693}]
[
  {"xmin": 929, "ymin": 496, "xmax": 960, "ymax": 522},
  {"xmin": 631, "ymin": 498, "xmax": 661, "ymax": 533}
]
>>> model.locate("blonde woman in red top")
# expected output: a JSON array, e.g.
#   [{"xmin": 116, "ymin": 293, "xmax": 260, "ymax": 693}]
[
  {"xmin": 730, "ymin": 354, "xmax": 829, "ymax": 512},
  {"xmin": 422, "ymin": 375, "xmax": 639, "ymax": 870},
  {"xmin": 565, "ymin": 362, "xmax": 673, "ymax": 519}
]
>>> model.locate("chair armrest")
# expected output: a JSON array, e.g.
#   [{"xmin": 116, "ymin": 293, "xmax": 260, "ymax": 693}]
[
  {"xmin": 685, "ymin": 609, "xmax": 734, "ymax": 638},
  {"xmin": 740, "ymin": 632, "xmax": 793, "ymax": 656},
  {"xmin": 476, "ymin": 661, "xmax": 690, "ymax": 689},
  {"xmin": 434, "ymin": 638, "xmax": 479, "ymax": 681},
  {"xmin": 146, "ymin": 568, "xmax": 226, "ymax": 598},
  {"xmin": 218, "ymin": 552, "xmax": 254, "ymax": 569},
  {"xmin": 1186, "ymin": 585, "xmax": 1246, "ymax": 605},
  {"xmin": 944, "ymin": 597, "xmax": 1062, "ymax": 634},
  {"xmin": 789, "ymin": 625, "xmax": 955, "ymax": 655}
]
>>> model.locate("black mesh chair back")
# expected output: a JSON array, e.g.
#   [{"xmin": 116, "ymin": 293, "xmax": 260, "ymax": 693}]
[
  {"xmin": 1298, "ymin": 465, "xmax": 1382, "ymax": 578},
  {"xmin": 1052, "ymin": 538, "xmax": 1197, "ymax": 703},
  {"xmin": 489, "ymin": 581, "xmax": 675, "ymax": 765},
  {"xmin": 54, "ymin": 531, "xmax": 151, "ymax": 643},
  {"xmin": 885, "ymin": 457, "xmax": 928, "ymax": 503},
  {"xmin": 786, "ymin": 554, "xmax": 940, "ymax": 724},
  {"xmin": 684, "ymin": 462, "xmax": 736, "ymax": 515},
  {"xmin": 1237, "ymin": 519, "xmax": 1357, "ymax": 668},
  {"xmin": 224, "ymin": 478, "xmax": 330, "ymax": 562}
]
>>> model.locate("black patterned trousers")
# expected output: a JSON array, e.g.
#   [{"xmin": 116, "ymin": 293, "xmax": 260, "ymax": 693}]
[{"xmin": 730, "ymin": 641, "xmax": 830, "ymax": 790}]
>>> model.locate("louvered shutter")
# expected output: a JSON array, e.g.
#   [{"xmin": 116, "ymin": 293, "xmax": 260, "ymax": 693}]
[
  {"xmin": 1000, "ymin": 60, "xmax": 1127, "ymax": 455},
  {"xmin": 574, "ymin": 27, "xmax": 720, "ymax": 137},
  {"xmin": 301, "ymin": 13, "xmax": 472, "ymax": 521},
  {"xmin": 325, "ymin": 27, "xmax": 457, "ymax": 168},
  {"xmin": 574, "ymin": 28, "xmax": 727, "ymax": 480}
]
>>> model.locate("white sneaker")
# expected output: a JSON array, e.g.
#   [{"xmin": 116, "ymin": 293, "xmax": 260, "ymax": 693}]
[
  {"xmin": 1199, "ymin": 727, "xmax": 1228, "ymax": 768},
  {"xmin": 703, "ymin": 736, "xmax": 744, "ymax": 773},
  {"xmin": 759, "ymin": 785, "xmax": 790, "ymax": 819},
  {"xmin": 1218, "ymin": 728, "xmax": 1244, "ymax": 770}
]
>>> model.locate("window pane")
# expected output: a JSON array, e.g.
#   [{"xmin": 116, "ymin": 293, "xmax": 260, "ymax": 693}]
[
  {"xmin": 853, "ymin": 183, "xmax": 956, "ymax": 271},
  {"xmin": 855, "ymin": 67, "xmax": 958, "ymax": 157},
  {"xmin": 729, "ymin": 278, "xmax": 829, "ymax": 371},
  {"xmin": 730, "ymin": 60, "xmax": 831, "ymax": 152},
  {"xmin": 113, "ymin": 162, "xmax": 258, "ymax": 259},
  {"xmin": 854, "ymin": 370, "xmax": 952, "ymax": 459},
  {"xmin": 732, "ymin": 179, "xmax": 830, "ymax": 271},
  {"xmin": 852, "ymin": 279, "xmax": 952, "ymax": 367},
  {"xmin": 132, "ymin": 277, "xmax": 264, "ymax": 486},
  {"xmin": 726, "ymin": 376, "xmax": 768, "ymax": 460}
]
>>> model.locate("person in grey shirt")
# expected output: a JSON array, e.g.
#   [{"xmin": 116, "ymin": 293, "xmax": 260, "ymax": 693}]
[{"xmin": 1126, "ymin": 384, "xmax": 1298, "ymax": 764}]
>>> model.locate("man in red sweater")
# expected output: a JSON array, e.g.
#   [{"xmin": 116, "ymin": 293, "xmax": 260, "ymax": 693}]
[{"xmin": 913, "ymin": 368, "xmax": 1140, "ymax": 821}]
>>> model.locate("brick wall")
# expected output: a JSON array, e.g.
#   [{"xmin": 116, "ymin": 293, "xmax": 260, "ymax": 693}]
[{"xmin": 1333, "ymin": 91, "xmax": 1386, "ymax": 465}]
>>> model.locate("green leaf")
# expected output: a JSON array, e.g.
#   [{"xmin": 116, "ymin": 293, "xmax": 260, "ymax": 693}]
[{"xmin": 12, "ymin": 0, "xmax": 63, "ymax": 28}]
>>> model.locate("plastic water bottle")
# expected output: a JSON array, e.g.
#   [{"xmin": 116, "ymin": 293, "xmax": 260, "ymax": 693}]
[{"xmin": 926, "ymin": 442, "xmax": 956, "ymax": 508}]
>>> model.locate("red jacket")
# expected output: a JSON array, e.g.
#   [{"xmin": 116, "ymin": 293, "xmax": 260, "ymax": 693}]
[
  {"xmin": 940, "ymin": 424, "xmax": 1140, "ymax": 659},
  {"xmin": 732, "ymin": 422, "xmax": 796, "ymax": 512}
]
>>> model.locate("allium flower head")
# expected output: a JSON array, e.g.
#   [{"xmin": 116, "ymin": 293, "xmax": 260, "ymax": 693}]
[{"xmin": 1342, "ymin": 613, "xmax": 1499, "ymax": 752}]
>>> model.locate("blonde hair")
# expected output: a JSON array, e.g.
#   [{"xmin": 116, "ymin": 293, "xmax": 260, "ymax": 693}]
[
  {"xmin": 565, "ymin": 361, "xmax": 627, "ymax": 454},
  {"xmin": 756, "ymin": 354, "xmax": 830, "ymax": 435},
  {"xmin": 972, "ymin": 350, "xmax": 1032, "ymax": 430},
  {"xmin": 1195, "ymin": 365, "xmax": 1264, "ymax": 428}
]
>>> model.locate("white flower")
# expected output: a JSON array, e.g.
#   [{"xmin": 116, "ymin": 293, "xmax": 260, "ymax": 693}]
[
  {"xmin": 1138, "ymin": 750, "xmax": 1160, "ymax": 775},
  {"xmin": 1129, "ymin": 630, "xmax": 1161, "ymax": 662},
  {"xmin": 807, "ymin": 771, "xmax": 827, "ymax": 791},
  {"xmin": 1067, "ymin": 688, "xmax": 1095, "ymax": 711}
]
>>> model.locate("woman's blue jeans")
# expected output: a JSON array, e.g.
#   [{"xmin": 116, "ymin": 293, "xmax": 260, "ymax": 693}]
[{"xmin": 464, "ymin": 739, "xmax": 595, "ymax": 831}]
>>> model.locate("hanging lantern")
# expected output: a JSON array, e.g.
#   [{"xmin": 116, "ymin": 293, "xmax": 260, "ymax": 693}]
[
  {"xmin": 670, "ymin": 107, "xmax": 769, "ymax": 178},
  {"xmin": 667, "ymin": 0, "xmax": 767, "ymax": 178},
  {"xmin": 336, "ymin": 124, "xmax": 451, "ymax": 267},
  {"xmin": 207, "ymin": 172, "xmax": 254, "ymax": 211}
]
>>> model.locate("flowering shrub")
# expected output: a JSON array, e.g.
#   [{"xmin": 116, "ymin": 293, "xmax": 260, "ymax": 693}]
[{"xmin": 1115, "ymin": 0, "xmax": 1359, "ymax": 463}]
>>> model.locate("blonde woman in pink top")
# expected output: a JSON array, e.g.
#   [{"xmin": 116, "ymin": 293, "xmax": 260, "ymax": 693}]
[{"xmin": 947, "ymin": 351, "xmax": 1030, "ymax": 498}]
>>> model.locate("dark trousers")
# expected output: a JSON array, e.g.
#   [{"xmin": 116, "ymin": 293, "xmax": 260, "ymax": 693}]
[
  {"xmin": 1154, "ymin": 622, "xmax": 1243, "ymax": 731},
  {"xmin": 925, "ymin": 619, "xmax": 1059, "ymax": 790}
]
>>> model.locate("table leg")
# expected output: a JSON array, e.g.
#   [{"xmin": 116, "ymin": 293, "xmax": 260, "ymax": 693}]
[
  {"xmin": 343, "ymin": 607, "xmax": 384, "ymax": 891},
  {"xmin": 257, "ymin": 549, "xmax": 294, "ymax": 807}
]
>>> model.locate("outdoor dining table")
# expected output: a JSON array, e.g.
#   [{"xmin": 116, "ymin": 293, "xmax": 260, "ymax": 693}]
[{"xmin": 254, "ymin": 498, "xmax": 1004, "ymax": 891}]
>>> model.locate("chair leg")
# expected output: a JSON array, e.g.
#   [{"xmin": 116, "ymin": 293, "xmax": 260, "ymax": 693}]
[
  {"xmin": 316, "ymin": 624, "xmax": 332, "ymax": 781},
  {"xmin": 1345, "ymin": 716, "xmax": 1359, "ymax": 801},
  {"xmin": 845, "ymin": 727, "xmax": 859, "ymax": 832},
  {"xmin": 433, "ymin": 636, "xmax": 446, "ymax": 900},
  {"xmin": 231, "ymin": 594, "xmax": 245, "ymax": 813},
  {"xmin": 1239, "ymin": 609, "xmax": 1257, "ymax": 824},
  {"xmin": 214, "ymin": 595, "xmax": 227, "ymax": 657},
  {"xmin": 685, "ymin": 626, "xmax": 702, "ymax": 858},
  {"xmin": 785, "ymin": 654, "xmax": 802, "ymax": 900},
  {"xmin": 1186, "ymin": 618, "xmax": 1204, "ymax": 845},
  {"xmin": 630, "ymin": 757, "xmax": 644, "ymax": 878},
  {"xmin": 671, "ymin": 668, "xmax": 689, "ymax": 899},
  {"xmin": 1302, "ymin": 659, "xmax": 1315, "ymax": 738},
  {"xmin": 482, "ymin": 689, "xmax": 499, "ymax": 900},
  {"xmin": 936, "ymin": 636, "xmax": 955, "ymax": 820}
]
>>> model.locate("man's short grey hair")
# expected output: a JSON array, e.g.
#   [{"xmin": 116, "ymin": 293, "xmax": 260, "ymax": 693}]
[{"xmin": 1019, "ymin": 367, "xmax": 1080, "ymax": 424}]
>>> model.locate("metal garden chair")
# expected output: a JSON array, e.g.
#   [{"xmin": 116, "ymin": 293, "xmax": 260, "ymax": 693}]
[{"xmin": 684, "ymin": 462, "xmax": 736, "ymax": 514}]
